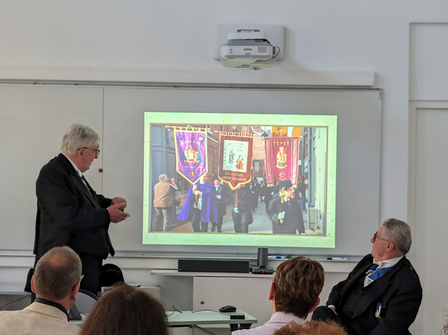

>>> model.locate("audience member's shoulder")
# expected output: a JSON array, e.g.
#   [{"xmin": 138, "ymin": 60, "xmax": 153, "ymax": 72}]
[
  {"xmin": 0, "ymin": 309, "xmax": 80, "ymax": 335},
  {"xmin": 399, "ymin": 257, "xmax": 422, "ymax": 284},
  {"xmin": 352, "ymin": 254, "xmax": 373, "ymax": 268},
  {"xmin": 361, "ymin": 254, "xmax": 373, "ymax": 262},
  {"xmin": 0, "ymin": 310, "xmax": 9, "ymax": 320},
  {"xmin": 395, "ymin": 257, "xmax": 416, "ymax": 273},
  {"xmin": 233, "ymin": 329, "xmax": 258, "ymax": 335}
]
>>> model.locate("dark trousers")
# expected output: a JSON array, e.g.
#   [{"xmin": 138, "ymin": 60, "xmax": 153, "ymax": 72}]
[
  {"xmin": 192, "ymin": 209, "xmax": 209, "ymax": 232},
  {"xmin": 212, "ymin": 214, "xmax": 224, "ymax": 232},
  {"xmin": 201, "ymin": 221, "xmax": 209, "ymax": 232},
  {"xmin": 232, "ymin": 211, "xmax": 249, "ymax": 233},
  {"xmin": 192, "ymin": 208, "xmax": 201, "ymax": 232},
  {"xmin": 79, "ymin": 254, "xmax": 103, "ymax": 295},
  {"xmin": 264, "ymin": 198, "xmax": 271, "ymax": 212}
]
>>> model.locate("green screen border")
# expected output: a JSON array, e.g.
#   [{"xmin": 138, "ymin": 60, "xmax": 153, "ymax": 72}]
[{"xmin": 143, "ymin": 112, "xmax": 337, "ymax": 248}]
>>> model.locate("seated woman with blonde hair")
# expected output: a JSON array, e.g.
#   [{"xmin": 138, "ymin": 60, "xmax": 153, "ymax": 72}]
[
  {"xmin": 273, "ymin": 320, "xmax": 347, "ymax": 335},
  {"xmin": 81, "ymin": 283, "xmax": 169, "ymax": 335}
]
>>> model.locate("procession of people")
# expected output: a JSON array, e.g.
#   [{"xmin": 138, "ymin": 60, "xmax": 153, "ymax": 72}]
[{"xmin": 155, "ymin": 173, "xmax": 307, "ymax": 235}]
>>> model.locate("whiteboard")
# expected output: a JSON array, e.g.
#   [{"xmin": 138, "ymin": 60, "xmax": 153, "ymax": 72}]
[
  {"xmin": 0, "ymin": 85, "xmax": 103, "ymax": 252},
  {"xmin": 102, "ymin": 87, "xmax": 381, "ymax": 257},
  {"xmin": 0, "ymin": 85, "xmax": 380, "ymax": 257}
]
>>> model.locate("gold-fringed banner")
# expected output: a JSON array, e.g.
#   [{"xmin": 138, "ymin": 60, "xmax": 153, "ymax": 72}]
[
  {"xmin": 265, "ymin": 136, "xmax": 299, "ymax": 187},
  {"xmin": 218, "ymin": 134, "xmax": 253, "ymax": 190},
  {"xmin": 174, "ymin": 129, "xmax": 208, "ymax": 184}
]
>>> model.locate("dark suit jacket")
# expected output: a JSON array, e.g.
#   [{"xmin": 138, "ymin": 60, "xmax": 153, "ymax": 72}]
[
  {"xmin": 231, "ymin": 186, "xmax": 253, "ymax": 225},
  {"xmin": 215, "ymin": 184, "xmax": 228, "ymax": 217},
  {"xmin": 33, "ymin": 154, "xmax": 113, "ymax": 260},
  {"xmin": 267, "ymin": 195, "xmax": 305, "ymax": 234},
  {"xmin": 327, "ymin": 254, "xmax": 422, "ymax": 335}
]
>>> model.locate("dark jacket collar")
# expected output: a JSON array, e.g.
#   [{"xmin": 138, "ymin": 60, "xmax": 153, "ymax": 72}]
[
  {"xmin": 57, "ymin": 154, "xmax": 100, "ymax": 207},
  {"xmin": 35, "ymin": 297, "xmax": 69, "ymax": 321}
]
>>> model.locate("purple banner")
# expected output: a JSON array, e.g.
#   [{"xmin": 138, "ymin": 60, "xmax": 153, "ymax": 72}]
[{"xmin": 175, "ymin": 130, "xmax": 208, "ymax": 184}]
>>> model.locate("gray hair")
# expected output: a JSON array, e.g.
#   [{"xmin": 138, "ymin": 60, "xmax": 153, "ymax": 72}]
[
  {"xmin": 33, "ymin": 246, "xmax": 82, "ymax": 300},
  {"xmin": 443, "ymin": 302, "xmax": 448, "ymax": 335},
  {"xmin": 159, "ymin": 174, "xmax": 167, "ymax": 182},
  {"xmin": 381, "ymin": 218, "xmax": 412, "ymax": 255},
  {"xmin": 61, "ymin": 124, "xmax": 100, "ymax": 155}
]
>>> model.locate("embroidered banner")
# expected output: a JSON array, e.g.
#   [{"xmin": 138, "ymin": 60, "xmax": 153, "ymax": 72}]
[
  {"xmin": 174, "ymin": 130, "xmax": 207, "ymax": 184},
  {"xmin": 265, "ymin": 136, "xmax": 299, "ymax": 187},
  {"xmin": 218, "ymin": 135, "xmax": 253, "ymax": 190}
]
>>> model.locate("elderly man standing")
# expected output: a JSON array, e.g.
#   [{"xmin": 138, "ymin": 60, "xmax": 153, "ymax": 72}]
[
  {"xmin": 153, "ymin": 174, "xmax": 178, "ymax": 231},
  {"xmin": 32, "ymin": 124, "xmax": 130, "ymax": 295},
  {"xmin": 312, "ymin": 218, "xmax": 422, "ymax": 335},
  {"xmin": 0, "ymin": 246, "xmax": 82, "ymax": 335}
]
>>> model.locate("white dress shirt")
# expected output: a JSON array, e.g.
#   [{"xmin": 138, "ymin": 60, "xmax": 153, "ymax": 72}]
[
  {"xmin": 232, "ymin": 312, "xmax": 304, "ymax": 335},
  {"xmin": 61, "ymin": 151, "xmax": 91, "ymax": 189},
  {"xmin": 61, "ymin": 152, "xmax": 83, "ymax": 178},
  {"xmin": 364, "ymin": 256, "xmax": 403, "ymax": 287}
]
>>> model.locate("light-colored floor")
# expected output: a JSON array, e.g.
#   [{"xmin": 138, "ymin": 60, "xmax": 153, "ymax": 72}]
[{"xmin": 170, "ymin": 200, "xmax": 321, "ymax": 235}]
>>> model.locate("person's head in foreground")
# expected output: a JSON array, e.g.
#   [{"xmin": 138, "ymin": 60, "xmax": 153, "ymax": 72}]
[
  {"xmin": 273, "ymin": 320, "xmax": 347, "ymax": 335},
  {"xmin": 270, "ymin": 256, "xmax": 325, "ymax": 318},
  {"xmin": 32, "ymin": 246, "xmax": 82, "ymax": 310},
  {"xmin": 371, "ymin": 218, "xmax": 412, "ymax": 261},
  {"xmin": 81, "ymin": 283, "xmax": 169, "ymax": 335}
]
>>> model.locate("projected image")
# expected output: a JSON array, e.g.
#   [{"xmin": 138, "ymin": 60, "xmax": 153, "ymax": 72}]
[{"xmin": 143, "ymin": 112, "xmax": 337, "ymax": 248}]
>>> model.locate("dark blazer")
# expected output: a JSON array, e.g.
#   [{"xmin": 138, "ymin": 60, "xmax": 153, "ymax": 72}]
[
  {"xmin": 267, "ymin": 195, "xmax": 305, "ymax": 234},
  {"xmin": 231, "ymin": 186, "xmax": 253, "ymax": 225},
  {"xmin": 327, "ymin": 254, "xmax": 422, "ymax": 335},
  {"xmin": 33, "ymin": 154, "xmax": 113, "ymax": 260},
  {"xmin": 215, "ymin": 184, "xmax": 228, "ymax": 217}
]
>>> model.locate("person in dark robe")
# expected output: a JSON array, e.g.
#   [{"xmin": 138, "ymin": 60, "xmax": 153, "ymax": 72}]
[
  {"xmin": 231, "ymin": 183, "xmax": 253, "ymax": 233},
  {"xmin": 258, "ymin": 179, "xmax": 266, "ymax": 201},
  {"xmin": 211, "ymin": 176, "xmax": 229, "ymax": 233},
  {"xmin": 250, "ymin": 178, "xmax": 260, "ymax": 211},
  {"xmin": 264, "ymin": 182, "xmax": 275, "ymax": 212},
  {"xmin": 177, "ymin": 174, "xmax": 218, "ymax": 232},
  {"xmin": 267, "ymin": 180, "xmax": 305, "ymax": 234}
]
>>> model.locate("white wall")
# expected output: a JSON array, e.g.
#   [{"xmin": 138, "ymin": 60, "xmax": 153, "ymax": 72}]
[
  {"xmin": 2, "ymin": 0, "xmax": 448, "ymax": 333},
  {"xmin": 2, "ymin": 0, "xmax": 445, "ymax": 217}
]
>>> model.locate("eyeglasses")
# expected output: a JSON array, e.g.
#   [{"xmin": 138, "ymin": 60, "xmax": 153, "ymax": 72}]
[
  {"xmin": 72, "ymin": 274, "xmax": 84, "ymax": 291},
  {"xmin": 82, "ymin": 147, "xmax": 100, "ymax": 157},
  {"xmin": 373, "ymin": 231, "xmax": 390, "ymax": 242}
]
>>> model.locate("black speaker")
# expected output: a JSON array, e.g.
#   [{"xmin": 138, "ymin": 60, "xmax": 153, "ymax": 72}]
[
  {"xmin": 178, "ymin": 259, "xmax": 250, "ymax": 273},
  {"xmin": 252, "ymin": 247, "xmax": 274, "ymax": 274},
  {"xmin": 257, "ymin": 248, "xmax": 268, "ymax": 267}
]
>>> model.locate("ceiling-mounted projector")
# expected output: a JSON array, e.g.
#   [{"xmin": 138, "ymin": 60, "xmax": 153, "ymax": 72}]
[{"xmin": 220, "ymin": 30, "xmax": 280, "ymax": 69}]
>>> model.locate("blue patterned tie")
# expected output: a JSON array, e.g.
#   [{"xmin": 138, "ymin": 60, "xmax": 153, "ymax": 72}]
[
  {"xmin": 80, "ymin": 175, "xmax": 91, "ymax": 194},
  {"xmin": 367, "ymin": 264, "xmax": 391, "ymax": 281}
]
